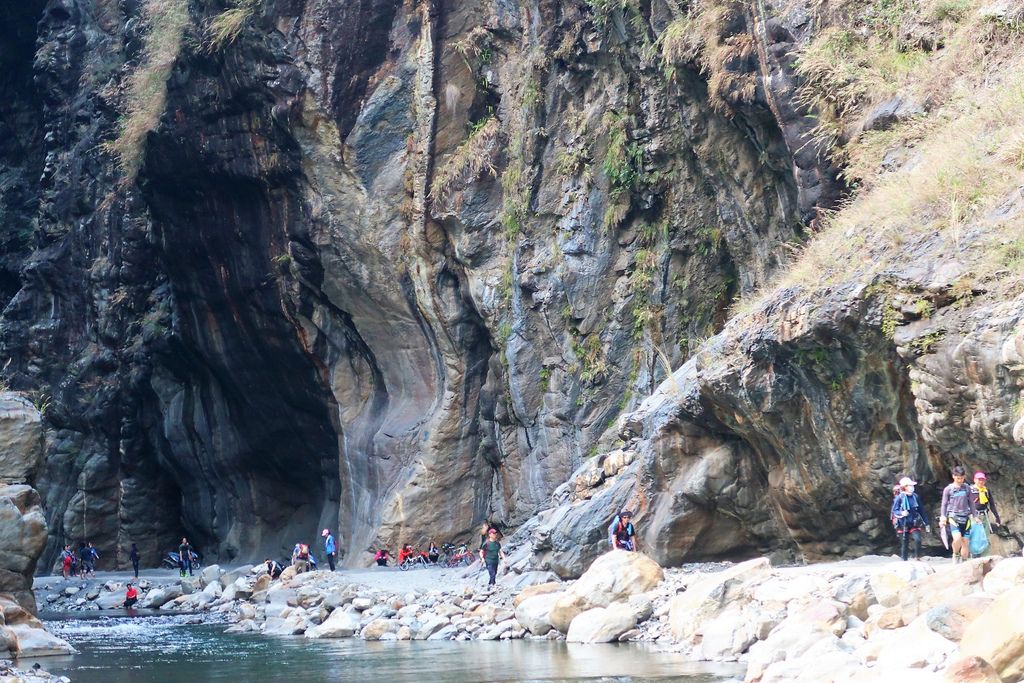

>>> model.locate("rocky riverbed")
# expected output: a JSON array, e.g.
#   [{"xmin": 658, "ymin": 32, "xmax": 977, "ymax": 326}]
[{"xmin": 29, "ymin": 549, "xmax": 1024, "ymax": 682}]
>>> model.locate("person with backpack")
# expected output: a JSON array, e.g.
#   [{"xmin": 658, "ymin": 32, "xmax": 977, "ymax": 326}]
[
  {"xmin": 129, "ymin": 543, "xmax": 140, "ymax": 579},
  {"xmin": 608, "ymin": 510, "xmax": 638, "ymax": 551},
  {"xmin": 478, "ymin": 528, "xmax": 506, "ymax": 587},
  {"xmin": 264, "ymin": 557, "xmax": 283, "ymax": 579},
  {"xmin": 179, "ymin": 538, "xmax": 194, "ymax": 577},
  {"xmin": 940, "ymin": 465, "xmax": 980, "ymax": 564},
  {"xmin": 891, "ymin": 477, "xmax": 930, "ymax": 561},
  {"xmin": 322, "ymin": 529, "xmax": 337, "ymax": 571},
  {"xmin": 292, "ymin": 542, "xmax": 311, "ymax": 573}
]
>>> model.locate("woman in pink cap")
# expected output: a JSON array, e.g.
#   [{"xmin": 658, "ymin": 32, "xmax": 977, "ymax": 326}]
[
  {"xmin": 971, "ymin": 472, "xmax": 1002, "ymax": 532},
  {"xmin": 891, "ymin": 476, "xmax": 930, "ymax": 561}
]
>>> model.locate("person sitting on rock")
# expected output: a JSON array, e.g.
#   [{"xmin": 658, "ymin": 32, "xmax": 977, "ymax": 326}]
[
  {"xmin": 940, "ymin": 465, "xmax": 979, "ymax": 564},
  {"xmin": 427, "ymin": 542, "xmax": 440, "ymax": 564},
  {"xmin": 891, "ymin": 476, "xmax": 930, "ymax": 561},
  {"xmin": 264, "ymin": 557, "xmax": 283, "ymax": 579},
  {"xmin": 608, "ymin": 509, "xmax": 638, "ymax": 551},
  {"xmin": 374, "ymin": 548, "xmax": 390, "ymax": 567},
  {"xmin": 292, "ymin": 542, "xmax": 311, "ymax": 573},
  {"xmin": 971, "ymin": 471, "xmax": 1002, "ymax": 532},
  {"xmin": 124, "ymin": 583, "xmax": 138, "ymax": 608}
]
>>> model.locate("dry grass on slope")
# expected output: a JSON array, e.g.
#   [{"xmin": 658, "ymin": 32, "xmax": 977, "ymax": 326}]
[
  {"xmin": 738, "ymin": 0, "xmax": 1024, "ymax": 314},
  {"xmin": 103, "ymin": 0, "xmax": 190, "ymax": 184}
]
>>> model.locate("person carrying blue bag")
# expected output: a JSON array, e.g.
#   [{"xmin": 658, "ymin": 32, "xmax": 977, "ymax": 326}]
[
  {"xmin": 940, "ymin": 465, "xmax": 980, "ymax": 564},
  {"xmin": 891, "ymin": 477, "xmax": 930, "ymax": 561}
]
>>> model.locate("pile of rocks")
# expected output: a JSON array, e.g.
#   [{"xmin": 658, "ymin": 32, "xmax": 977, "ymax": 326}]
[
  {"xmin": 643, "ymin": 554, "xmax": 1024, "ymax": 682},
  {"xmin": 0, "ymin": 660, "xmax": 70, "ymax": 683}
]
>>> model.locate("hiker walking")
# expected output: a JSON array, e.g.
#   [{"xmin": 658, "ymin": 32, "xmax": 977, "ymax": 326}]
[
  {"xmin": 129, "ymin": 543, "xmax": 140, "ymax": 579},
  {"xmin": 479, "ymin": 528, "xmax": 506, "ymax": 587},
  {"xmin": 891, "ymin": 477, "xmax": 930, "ymax": 561},
  {"xmin": 82, "ymin": 542, "xmax": 99, "ymax": 577},
  {"xmin": 940, "ymin": 465, "xmax": 979, "ymax": 563},
  {"xmin": 608, "ymin": 509, "xmax": 638, "ymax": 551},
  {"xmin": 322, "ymin": 529, "xmax": 337, "ymax": 571},
  {"xmin": 179, "ymin": 537, "xmax": 194, "ymax": 577}
]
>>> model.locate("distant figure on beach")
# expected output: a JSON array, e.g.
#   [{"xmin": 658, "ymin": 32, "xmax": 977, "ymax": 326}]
[
  {"xmin": 264, "ymin": 557, "xmax": 283, "ymax": 579},
  {"xmin": 322, "ymin": 529, "xmax": 337, "ymax": 571},
  {"xmin": 479, "ymin": 528, "xmax": 506, "ymax": 587},
  {"xmin": 608, "ymin": 510, "xmax": 638, "ymax": 551},
  {"xmin": 124, "ymin": 583, "xmax": 138, "ymax": 608},
  {"xmin": 179, "ymin": 537, "xmax": 194, "ymax": 577},
  {"xmin": 130, "ymin": 543, "xmax": 140, "ymax": 578},
  {"xmin": 891, "ymin": 476, "xmax": 929, "ymax": 561}
]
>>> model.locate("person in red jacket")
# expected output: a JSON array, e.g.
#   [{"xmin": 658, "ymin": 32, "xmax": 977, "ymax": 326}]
[{"xmin": 124, "ymin": 583, "xmax": 139, "ymax": 608}]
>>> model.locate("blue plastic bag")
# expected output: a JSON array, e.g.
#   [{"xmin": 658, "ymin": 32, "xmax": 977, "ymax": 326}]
[{"xmin": 969, "ymin": 519, "xmax": 990, "ymax": 556}]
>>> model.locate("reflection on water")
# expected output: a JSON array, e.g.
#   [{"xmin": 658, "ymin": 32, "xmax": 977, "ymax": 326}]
[{"xmin": 26, "ymin": 615, "xmax": 744, "ymax": 683}]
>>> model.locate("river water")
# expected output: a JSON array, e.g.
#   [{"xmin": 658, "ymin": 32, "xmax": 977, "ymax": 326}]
[{"xmin": 27, "ymin": 613, "xmax": 744, "ymax": 683}]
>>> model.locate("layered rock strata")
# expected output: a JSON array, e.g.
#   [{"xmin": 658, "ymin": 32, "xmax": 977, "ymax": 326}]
[{"xmin": 0, "ymin": 0, "xmax": 835, "ymax": 566}]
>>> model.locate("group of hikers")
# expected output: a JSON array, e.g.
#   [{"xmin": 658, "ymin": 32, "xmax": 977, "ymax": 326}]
[
  {"xmin": 287, "ymin": 528, "xmax": 338, "ymax": 574},
  {"xmin": 891, "ymin": 466, "xmax": 1004, "ymax": 562},
  {"xmin": 56, "ymin": 473, "xmax": 1010, "ymax": 601},
  {"xmin": 58, "ymin": 541, "xmax": 100, "ymax": 579}
]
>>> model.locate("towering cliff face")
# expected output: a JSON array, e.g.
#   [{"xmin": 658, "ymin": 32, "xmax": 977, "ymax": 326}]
[
  {"xmin": 4, "ymin": 0, "xmax": 1017, "ymax": 572},
  {"xmin": 0, "ymin": 0, "xmax": 827, "ymax": 568}
]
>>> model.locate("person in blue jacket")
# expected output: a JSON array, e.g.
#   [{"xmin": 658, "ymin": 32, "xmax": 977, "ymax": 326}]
[
  {"xmin": 322, "ymin": 529, "xmax": 337, "ymax": 571},
  {"xmin": 891, "ymin": 477, "xmax": 930, "ymax": 561}
]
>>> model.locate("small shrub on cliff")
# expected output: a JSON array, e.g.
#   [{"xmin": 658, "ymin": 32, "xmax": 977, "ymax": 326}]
[{"xmin": 104, "ymin": 0, "xmax": 190, "ymax": 183}]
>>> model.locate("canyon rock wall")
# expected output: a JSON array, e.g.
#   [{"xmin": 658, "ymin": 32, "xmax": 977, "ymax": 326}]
[{"xmin": 2, "ymin": 0, "xmax": 1017, "ymax": 573}]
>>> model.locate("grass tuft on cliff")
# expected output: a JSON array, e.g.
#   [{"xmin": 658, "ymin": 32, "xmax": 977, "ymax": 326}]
[
  {"xmin": 742, "ymin": 0, "xmax": 1024, "ymax": 312},
  {"xmin": 204, "ymin": 0, "xmax": 259, "ymax": 52},
  {"xmin": 103, "ymin": 0, "xmax": 190, "ymax": 184},
  {"xmin": 429, "ymin": 116, "xmax": 500, "ymax": 211}
]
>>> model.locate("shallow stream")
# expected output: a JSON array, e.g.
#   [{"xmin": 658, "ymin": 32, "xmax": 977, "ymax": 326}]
[{"xmin": 26, "ymin": 613, "xmax": 743, "ymax": 683}]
